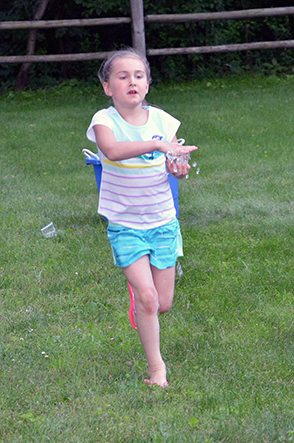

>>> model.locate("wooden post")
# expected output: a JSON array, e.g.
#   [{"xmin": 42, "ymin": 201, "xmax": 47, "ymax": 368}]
[
  {"xmin": 15, "ymin": 0, "xmax": 50, "ymax": 90},
  {"xmin": 130, "ymin": 0, "xmax": 146, "ymax": 56}
]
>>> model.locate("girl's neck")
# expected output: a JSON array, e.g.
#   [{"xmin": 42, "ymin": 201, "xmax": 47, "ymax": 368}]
[{"xmin": 114, "ymin": 103, "xmax": 149, "ymax": 126}]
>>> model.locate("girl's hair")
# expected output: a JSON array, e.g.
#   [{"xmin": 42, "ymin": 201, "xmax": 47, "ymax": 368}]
[{"xmin": 98, "ymin": 47, "xmax": 152, "ymax": 84}]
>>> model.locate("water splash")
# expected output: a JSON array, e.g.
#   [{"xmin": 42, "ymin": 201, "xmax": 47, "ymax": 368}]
[{"xmin": 192, "ymin": 161, "xmax": 200, "ymax": 175}]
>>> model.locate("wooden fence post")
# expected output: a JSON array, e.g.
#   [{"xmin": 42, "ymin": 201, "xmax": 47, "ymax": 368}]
[
  {"xmin": 15, "ymin": 0, "xmax": 50, "ymax": 90},
  {"xmin": 130, "ymin": 0, "xmax": 146, "ymax": 56}
]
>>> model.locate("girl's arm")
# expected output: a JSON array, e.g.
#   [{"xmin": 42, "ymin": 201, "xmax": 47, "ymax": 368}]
[{"xmin": 93, "ymin": 125, "xmax": 197, "ymax": 161}]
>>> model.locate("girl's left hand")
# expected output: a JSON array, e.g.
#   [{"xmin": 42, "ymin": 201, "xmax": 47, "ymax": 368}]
[{"xmin": 166, "ymin": 158, "xmax": 190, "ymax": 179}]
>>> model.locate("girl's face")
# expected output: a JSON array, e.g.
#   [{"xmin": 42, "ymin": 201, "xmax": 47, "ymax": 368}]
[{"xmin": 103, "ymin": 56, "xmax": 149, "ymax": 110}]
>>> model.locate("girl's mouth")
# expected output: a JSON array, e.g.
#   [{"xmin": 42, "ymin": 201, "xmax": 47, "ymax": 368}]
[{"xmin": 128, "ymin": 90, "xmax": 137, "ymax": 95}]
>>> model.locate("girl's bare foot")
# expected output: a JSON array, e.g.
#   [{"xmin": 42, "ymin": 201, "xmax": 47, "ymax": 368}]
[{"xmin": 145, "ymin": 364, "xmax": 168, "ymax": 387}]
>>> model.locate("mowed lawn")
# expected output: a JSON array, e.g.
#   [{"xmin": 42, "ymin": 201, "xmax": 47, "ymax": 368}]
[{"xmin": 1, "ymin": 75, "xmax": 294, "ymax": 442}]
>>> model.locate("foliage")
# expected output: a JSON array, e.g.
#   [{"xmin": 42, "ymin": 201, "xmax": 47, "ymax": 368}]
[{"xmin": 0, "ymin": 0, "xmax": 294, "ymax": 89}]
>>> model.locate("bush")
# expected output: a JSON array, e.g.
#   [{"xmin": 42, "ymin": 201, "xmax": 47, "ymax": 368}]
[{"xmin": 0, "ymin": 0, "xmax": 294, "ymax": 90}]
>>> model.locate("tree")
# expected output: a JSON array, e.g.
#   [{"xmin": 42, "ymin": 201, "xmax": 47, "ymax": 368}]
[{"xmin": 14, "ymin": 0, "xmax": 50, "ymax": 91}]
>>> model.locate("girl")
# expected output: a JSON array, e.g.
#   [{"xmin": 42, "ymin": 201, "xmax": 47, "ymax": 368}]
[{"xmin": 86, "ymin": 48, "xmax": 197, "ymax": 387}]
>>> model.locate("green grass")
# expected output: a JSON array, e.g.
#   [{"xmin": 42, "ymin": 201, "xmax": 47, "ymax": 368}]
[{"xmin": 1, "ymin": 75, "xmax": 294, "ymax": 442}]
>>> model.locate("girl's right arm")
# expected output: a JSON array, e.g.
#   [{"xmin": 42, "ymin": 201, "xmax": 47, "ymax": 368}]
[{"xmin": 93, "ymin": 124, "xmax": 197, "ymax": 161}]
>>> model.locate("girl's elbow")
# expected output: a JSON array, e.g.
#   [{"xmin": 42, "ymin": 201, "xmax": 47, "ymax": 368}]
[
  {"xmin": 106, "ymin": 150, "xmax": 119, "ymax": 161},
  {"xmin": 100, "ymin": 146, "xmax": 118, "ymax": 161}
]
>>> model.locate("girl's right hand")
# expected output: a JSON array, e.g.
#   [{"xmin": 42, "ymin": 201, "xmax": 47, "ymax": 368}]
[{"xmin": 157, "ymin": 140, "xmax": 198, "ymax": 155}]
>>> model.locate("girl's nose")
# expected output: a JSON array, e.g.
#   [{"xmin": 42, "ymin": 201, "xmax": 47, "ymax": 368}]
[{"xmin": 129, "ymin": 76, "xmax": 136, "ymax": 85}]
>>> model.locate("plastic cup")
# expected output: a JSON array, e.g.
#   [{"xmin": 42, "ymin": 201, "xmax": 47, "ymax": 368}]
[
  {"xmin": 166, "ymin": 151, "xmax": 190, "ymax": 177},
  {"xmin": 41, "ymin": 221, "xmax": 57, "ymax": 238}
]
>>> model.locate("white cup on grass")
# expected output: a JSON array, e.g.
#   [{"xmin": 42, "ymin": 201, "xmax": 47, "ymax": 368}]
[{"xmin": 41, "ymin": 221, "xmax": 57, "ymax": 238}]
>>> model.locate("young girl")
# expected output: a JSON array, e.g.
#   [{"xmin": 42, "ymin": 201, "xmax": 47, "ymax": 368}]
[{"xmin": 86, "ymin": 48, "xmax": 197, "ymax": 387}]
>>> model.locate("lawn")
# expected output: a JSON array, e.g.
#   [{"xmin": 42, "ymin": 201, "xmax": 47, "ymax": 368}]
[{"xmin": 1, "ymin": 74, "xmax": 294, "ymax": 442}]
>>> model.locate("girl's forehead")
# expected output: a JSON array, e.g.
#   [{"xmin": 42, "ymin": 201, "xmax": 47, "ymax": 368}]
[{"xmin": 111, "ymin": 56, "xmax": 146, "ymax": 72}]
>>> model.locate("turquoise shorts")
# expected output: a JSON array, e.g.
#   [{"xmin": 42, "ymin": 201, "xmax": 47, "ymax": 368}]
[{"xmin": 107, "ymin": 218, "xmax": 183, "ymax": 269}]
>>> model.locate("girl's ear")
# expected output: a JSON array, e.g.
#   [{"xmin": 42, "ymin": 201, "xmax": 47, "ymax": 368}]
[
  {"xmin": 146, "ymin": 82, "xmax": 150, "ymax": 95},
  {"xmin": 103, "ymin": 82, "xmax": 112, "ymax": 97}
]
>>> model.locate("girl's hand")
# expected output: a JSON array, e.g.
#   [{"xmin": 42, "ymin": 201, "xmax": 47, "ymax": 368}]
[
  {"xmin": 165, "ymin": 136, "xmax": 196, "ymax": 179},
  {"xmin": 166, "ymin": 158, "xmax": 190, "ymax": 179},
  {"xmin": 157, "ymin": 141, "xmax": 198, "ymax": 155}
]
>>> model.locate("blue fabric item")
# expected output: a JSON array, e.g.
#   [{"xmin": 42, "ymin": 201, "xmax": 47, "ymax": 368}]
[{"xmin": 107, "ymin": 218, "xmax": 183, "ymax": 269}]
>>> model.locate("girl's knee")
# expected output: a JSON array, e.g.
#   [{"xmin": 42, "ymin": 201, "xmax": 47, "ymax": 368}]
[
  {"xmin": 158, "ymin": 299, "xmax": 173, "ymax": 314},
  {"xmin": 136, "ymin": 287, "xmax": 159, "ymax": 315},
  {"xmin": 158, "ymin": 289, "xmax": 174, "ymax": 313}
]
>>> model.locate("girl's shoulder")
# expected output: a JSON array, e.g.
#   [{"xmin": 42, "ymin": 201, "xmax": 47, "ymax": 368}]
[
  {"xmin": 147, "ymin": 106, "xmax": 180, "ymax": 125},
  {"xmin": 90, "ymin": 106, "xmax": 118, "ymax": 125},
  {"xmin": 147, "ymin": 105, "xmax": 165, "ymax": 115},
  {"xmin": 92, "ymin": 106, "xmax": 115, "ymax": 118},
  {"xmin": 148, "ymin": 105, "xmax": 177, "ymax": 118},
  {"xmin": 87, "ymin": 107, "xmax": 116, "ymax": 142}
]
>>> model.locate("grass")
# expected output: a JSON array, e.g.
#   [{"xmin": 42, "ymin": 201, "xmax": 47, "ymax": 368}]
[{"xmin": 1, "ymin": 74, "xmax": 294, "ymax": 442}]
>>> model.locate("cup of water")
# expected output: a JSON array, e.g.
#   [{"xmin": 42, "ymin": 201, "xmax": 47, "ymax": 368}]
[
  {"xmin": 41, "ymin": 221, "xmax": 57, "ymax": 238},
  {"xmin": 166, "ymin": 151, "xmax": 191, "ymax": 178}
]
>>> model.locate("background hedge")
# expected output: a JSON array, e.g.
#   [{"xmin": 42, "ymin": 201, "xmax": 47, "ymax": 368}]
[{"xmin": 0, "ymin": 0, "xmax": 294, "ymax": 90}]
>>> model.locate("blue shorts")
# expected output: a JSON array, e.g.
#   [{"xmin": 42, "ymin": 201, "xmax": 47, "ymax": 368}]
[{"xmin": 107, "ymin": 218, "xmax": 183, "ymax": 269}]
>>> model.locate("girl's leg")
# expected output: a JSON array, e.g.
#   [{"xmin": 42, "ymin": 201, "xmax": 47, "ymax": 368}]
[
  {"xmin": 151, "ymin": 263, "xmax": 175, "ymax": 314},
  {"xmin": 123, "ymin": 255, "xmax": 169, "ymax": 385}
]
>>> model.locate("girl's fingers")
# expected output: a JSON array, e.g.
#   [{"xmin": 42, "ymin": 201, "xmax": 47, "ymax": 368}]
[
  {"xmin": 166, "ymin": 161, "xmax": 190, "ymax": 179},
  {"xmin": 178, "ymin": 145, "xmax": 198, "ymax": 152}
]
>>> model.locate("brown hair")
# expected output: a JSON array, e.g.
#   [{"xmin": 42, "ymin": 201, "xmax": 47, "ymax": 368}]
[{"xmin": 98, "ymin": 47, "xmax": 152, "ymax": 84}]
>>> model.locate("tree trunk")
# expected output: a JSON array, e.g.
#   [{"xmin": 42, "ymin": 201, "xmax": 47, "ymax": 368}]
[
  {"xmin": 130, "ymin": 0, "xmax": 146, "ymax": 56},
  {"xmin": 15, "ymin": 0, "xmax": 50, "ymax": 91}
]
